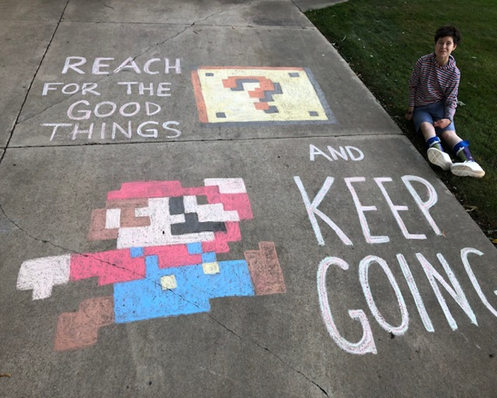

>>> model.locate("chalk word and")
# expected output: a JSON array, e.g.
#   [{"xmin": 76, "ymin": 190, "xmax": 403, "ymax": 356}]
[{"xmin": 310, "ymin": 144, "xmax": 364, "ymax": 162}]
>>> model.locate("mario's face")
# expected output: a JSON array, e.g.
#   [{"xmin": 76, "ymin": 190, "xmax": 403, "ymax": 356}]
[
  {"xmin": 89, "ymin": 195, "xmax": 241, "ymax": 248},
  {"xmin": 87, "ymin": 179, "xmax": 253, "ymax": 252}
]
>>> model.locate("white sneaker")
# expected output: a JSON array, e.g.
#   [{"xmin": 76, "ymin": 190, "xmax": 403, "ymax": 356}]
[
  {"xmin": 451, "ymin": 161, "xmax": 485, "ymax": 178},
  {"xmin": 427, "ymin": 148, "xmax": 452, "ymax": 171}
]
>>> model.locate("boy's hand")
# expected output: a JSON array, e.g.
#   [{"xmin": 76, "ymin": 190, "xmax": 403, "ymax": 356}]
[
  {"xmin": 405, "ymin": 107, "xmax": 414, "ymax": 120},
  {"xmin": 434, "ymin": 119, "xmax": 451, "ymax": 129}
]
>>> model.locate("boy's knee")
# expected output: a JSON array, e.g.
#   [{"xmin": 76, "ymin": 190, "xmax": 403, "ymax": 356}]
[
  {"xmin": 440, "ymin": 129, "xmax": 456, "ymax": 136},
  {"xmin": 440, "ymin": 129, "xmax": 459, "ymax": 140}
]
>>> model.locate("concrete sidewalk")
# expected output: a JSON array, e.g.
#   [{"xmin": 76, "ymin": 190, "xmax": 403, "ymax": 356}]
[{"xmin": 1, "ymin": 1, "xmax": 496, "ymax": 397}]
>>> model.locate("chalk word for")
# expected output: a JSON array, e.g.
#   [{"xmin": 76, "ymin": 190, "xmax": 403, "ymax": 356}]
[
  {"xmin": 17, "ymin": 179, "xmax": 286, "ymax": 351},
  {"xmin": 61, "ymin": 57, "xmax": 181, "ymax": 75},
  {"xmin": 318, "ymin": 248, "xmax": 494, "ymax": 355},
  {"xmin": 310, "ymin": 144, "xmax": 364, "ymax": 162},
  {"xmin": 42, "ymin": 82, "xmax": 172, "ymax": 97},
  {"xmin": 42, "ymin": 121, "xmax": 181, "ymax": 141},
  {"xmin": 294, "ymin": 175, "xmax": 441, "ymax": 246}
]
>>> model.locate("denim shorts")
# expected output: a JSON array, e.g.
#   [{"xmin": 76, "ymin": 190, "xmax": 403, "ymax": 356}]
[{"xmin": 413, "ymin": 101, "xmax": 456, "ymax": 135}]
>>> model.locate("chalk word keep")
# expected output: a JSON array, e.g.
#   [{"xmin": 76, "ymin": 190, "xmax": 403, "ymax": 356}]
[
  {"xmin": 318, "ymin": 248, "xmax": 494, "ymax": 354},
  {"xmin": 294, "ymin": 175, "xmax": 440, "ymax": 245},
  {"xmin": 61, "ymin": 57, "xmax": 181, "ymax": 75},
  {"xmin": 310, "ymin": 144, "xmax": 364, "ymax": 162}
]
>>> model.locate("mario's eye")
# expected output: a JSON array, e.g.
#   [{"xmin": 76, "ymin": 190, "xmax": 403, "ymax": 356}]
[{"xmin": 169, "ymin": 196, "xmax": 228, "ymax": 235}]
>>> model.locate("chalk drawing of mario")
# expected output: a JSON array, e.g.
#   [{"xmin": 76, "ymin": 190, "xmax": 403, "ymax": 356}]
[{"xmin": 17, "ymin": 179, "xmax": 286, "ymax": 351}]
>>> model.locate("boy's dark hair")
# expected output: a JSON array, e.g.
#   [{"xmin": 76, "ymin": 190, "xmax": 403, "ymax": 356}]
[{"xmin": 435, "ymin": 25, "xmax": 461, "ymax": 45}]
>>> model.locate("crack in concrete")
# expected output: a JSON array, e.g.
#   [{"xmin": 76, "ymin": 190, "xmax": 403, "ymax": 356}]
[
  {"xmin": 3, "ymin": 3, "xmax": 330, "ymax": 392},
  {"xmin": 12, "ymin": 3, "xmax": 250, "ymax": 129},
  {"xmin": 206, "ymin": 312, "xmax": 330, "ymax": 396},
  {"xmin": 12, "ymin": 25, "xmax": 190, "ymax": 128},
  {"xmin": 2, "ymin": 196, "xmax": 328, "ymax": 395},
  {"xmin": 5, "ymin": 131, "xmax": 403, "ymax": 150},
  {"xmin": 0, "ymin": 0, "xmax": 72, "ymax": 166}
]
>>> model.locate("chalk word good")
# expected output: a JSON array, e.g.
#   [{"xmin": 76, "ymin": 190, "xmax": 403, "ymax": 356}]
[
  {"xmin": 192, "ymin": 67, "xmax": 336, "ymax": 126},
  {"xmin": 66, "ymin": 100, "xmax": 163, "ymax": 120},
  {"xmin": 318, "ymin": 248, "xmax": 493, "ymax": 355},
  {"xmin": 294, "ymin": 175, "xmax": 441, "ymax": 246},
  {"xmin": 61, "ymin": 57, "xmax": 181, "ymax": 75},
  {"xmin": 17, "ymin": 179, "xmax": 286, "ymax": 351}
]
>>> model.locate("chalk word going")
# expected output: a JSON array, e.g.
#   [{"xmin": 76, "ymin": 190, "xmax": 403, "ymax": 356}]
[{"xmin": 318, "ymin": 248, "xmax": 494, "ymax": 355}]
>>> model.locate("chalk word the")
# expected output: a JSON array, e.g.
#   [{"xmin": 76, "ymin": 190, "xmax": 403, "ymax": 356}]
[
  {"xmin": 66, "ymin": 100, "xmax": 163, "ymax": 120},
  {"xmin": 294, "ymin": 175, "xmax": 441, "ymax": 246},
  {"xmin": 310, "ymin": 144, "xmax": 364, "ymax": 162},
  {"xmin": 62, "ymin": 57, "xmax": 181, "ymax": 75},
  {"xmin": 117, "ymin": 82, "xmax": 171, "ymax": 96},
  {"xmin": 42, "ymin": 121, "xmax": 181, "ymax": 141},
  {"xmin": 318, "ymin": 248, "xmax": 494, "ymax": 355}
]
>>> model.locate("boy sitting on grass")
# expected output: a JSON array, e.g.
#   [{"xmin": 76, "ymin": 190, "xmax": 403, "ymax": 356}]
[{"xmin": 405, "ymin": 25, "xmax": 485, "ymax": 178}]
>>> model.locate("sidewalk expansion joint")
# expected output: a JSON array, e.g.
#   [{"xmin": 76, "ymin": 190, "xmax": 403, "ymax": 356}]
[
  {"xmin": 5, "ymin": 131, "xmax": 403, "ymax": 151},
  {"xmin": 206, "ymin": 314, "xmax": 330, "ymax": 396},
  {"xmin": 10, "ymin": 5, "xmax": 242, "ymax": 130},
  {"xmin": 0, "ymin": 0, "xmax": 71, "ymax": 166},
  {"xmin": 1, "ymin": 199, "xmax": 326, "ymax": 395},
  {"xmin": 0, "ymin": 202, "xmax": 69, "ymax": 253}
]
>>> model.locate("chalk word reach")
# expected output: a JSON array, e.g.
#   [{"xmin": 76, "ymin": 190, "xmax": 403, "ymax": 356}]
[
  {"xmin": 317, "ymin": 248, "xmax": 493, "ymax": 355},
  {"xmin": 61, "ymin": 57, "xmax": 181, "ymax": 75}
]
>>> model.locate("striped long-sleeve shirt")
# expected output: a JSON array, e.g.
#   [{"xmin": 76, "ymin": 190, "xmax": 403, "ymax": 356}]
[{"xmin": 408, "ymin": 53, "xmax": 460, "ymax": 121}]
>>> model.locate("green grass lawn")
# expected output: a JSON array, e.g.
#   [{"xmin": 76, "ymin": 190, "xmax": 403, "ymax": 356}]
[{"xmin": 306, "ymin": 0, "xmax": 497, "ymax": 241}]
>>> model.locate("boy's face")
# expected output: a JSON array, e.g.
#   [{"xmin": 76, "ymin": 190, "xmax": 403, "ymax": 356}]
[{"xmin": 435, "ymin": 36, "xmax": 457, "ymax": 60}]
